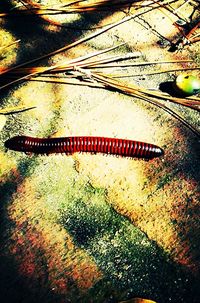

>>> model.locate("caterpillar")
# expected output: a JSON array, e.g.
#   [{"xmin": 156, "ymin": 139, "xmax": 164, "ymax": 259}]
[{"xmin": 4, "ymin": 135, "xmax": 164, "ymax": 159}]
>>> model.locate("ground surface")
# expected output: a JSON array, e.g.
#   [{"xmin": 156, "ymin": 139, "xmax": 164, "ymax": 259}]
[{"xmin": 0, "ymin": 1, "xmax": 200, "ymax": 303}]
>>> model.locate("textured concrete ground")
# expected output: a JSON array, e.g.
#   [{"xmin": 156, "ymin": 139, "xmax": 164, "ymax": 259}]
[{"xmin": 0, "ymin": 1, "xmax": 200, "ymax": 303}]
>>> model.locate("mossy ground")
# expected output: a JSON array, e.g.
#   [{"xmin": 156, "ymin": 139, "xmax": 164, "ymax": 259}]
[{"xmin": 0, "ymin": 1, "xmax": 200, "ymax": 303}]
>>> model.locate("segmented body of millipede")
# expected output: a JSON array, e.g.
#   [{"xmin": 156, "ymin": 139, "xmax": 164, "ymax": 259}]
[{"xmin": 5, "ymin": 135, "xmax": 164, "ymax": 159}]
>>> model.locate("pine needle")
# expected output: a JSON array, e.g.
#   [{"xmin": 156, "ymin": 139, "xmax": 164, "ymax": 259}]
[
  {"xmin": 88, "ymin": 71, "xmax": 200, "ymax": 137},
  {"xmin": 0, "ymin": 39, "xmax": 20, "ymax": 51},
  {"xmin": 23, "ymin": 66, "xmax": 200, "ymax": 137},
  {"xmin": 110, "ymin": 67, "xmax": 200, "ymax": 76},
  {"xmin": 0, "ymin": 0, "xmax": 198, "ymax": 136},
  {"xmin": 92, "ymin": 71, "xmax": 200, "ymax": 110},
  {"xmin": 28, "ymin": 76, "xmax": 105, "ymax": 89},
  {"xmin": 0, "ymin": 105, "xmax": 36, "ymax": 115},
  {"xmin": 0, "ymin": 43, "xmax": 126, "ymax": 89},
  {"xmin": 0, "ymin": 3, "xmax": 169, "ymax": 77},
  {"xmin": 0, "ymin": 0, "xmax": 178, "ymax": 16}
]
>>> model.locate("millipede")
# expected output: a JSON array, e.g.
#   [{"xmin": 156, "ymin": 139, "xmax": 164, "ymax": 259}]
[{"xmin": 4, "ymin": 135, "xmax": 164, "ymax": 160}]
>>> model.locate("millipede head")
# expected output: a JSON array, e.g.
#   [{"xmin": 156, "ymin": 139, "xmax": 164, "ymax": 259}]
[{"xmin": 154, "ymin": 146, "xmax": 164, "ymax": 158}]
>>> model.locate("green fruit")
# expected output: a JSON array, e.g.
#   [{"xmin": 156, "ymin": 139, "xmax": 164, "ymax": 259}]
[{"xmin": 174, "ymin": 74, "xmax": 200, "ymax": 96}]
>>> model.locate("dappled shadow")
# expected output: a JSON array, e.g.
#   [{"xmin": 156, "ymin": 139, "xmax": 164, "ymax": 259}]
[
  {"xmin": 169, "ymin": 133, "xmax": 200, "ymax": 270},
  {"xmin": 0, "ymin": 253, "xmax": 69, "ymax": 303},
  {"xmin": 0, "ymin": 156, "xmax": 81, "ymax": 303},
  {"xmin": 0, "ymin": 0, "xmax": 131, "ymax": 66},
  {"xmin": 60, "ymin": 195, "xmax": 199, "ymax": 303},
  {"xmin": 0, "ymin": 158, "xmax": 58, "ymax": 303},
  {"xmin": 0, "ymin": 0, "xmax": 125, "ymax": 91},
  {"xmin": 159, "ymin": 81, "xmax": 177, "ymax": 96}
]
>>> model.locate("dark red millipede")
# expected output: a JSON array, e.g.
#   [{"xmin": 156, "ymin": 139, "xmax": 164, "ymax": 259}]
[{"xmin": 4, "ymin": 135, "xmax": 164, "ymax": 159}]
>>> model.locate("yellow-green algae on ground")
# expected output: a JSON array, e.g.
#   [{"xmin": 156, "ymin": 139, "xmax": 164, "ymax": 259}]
[
  {"xmin": 0, "ymin": 1, "xmax": 200, "ymax": 303},
  {"xmin": 0, "ymin": 28, "xmax": 18, "ymax": 69}
]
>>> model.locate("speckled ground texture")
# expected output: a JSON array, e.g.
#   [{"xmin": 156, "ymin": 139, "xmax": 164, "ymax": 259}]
[{"xmin": 0, "ymin": 1, "xmax": 200, "ymax": 303}]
